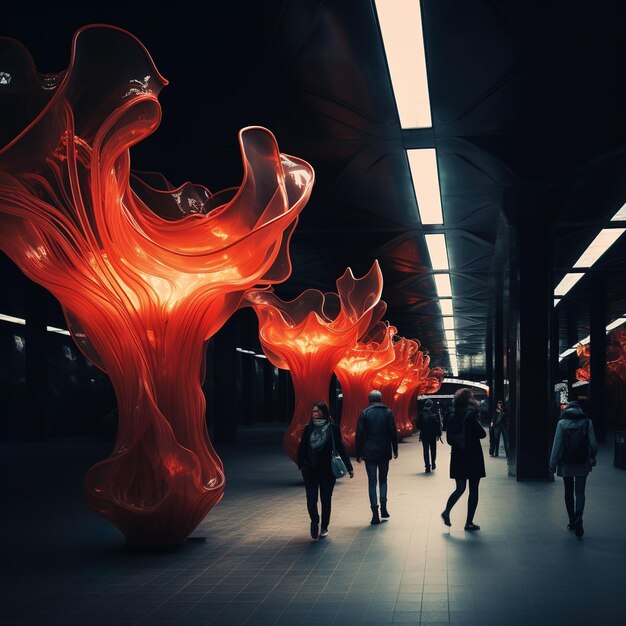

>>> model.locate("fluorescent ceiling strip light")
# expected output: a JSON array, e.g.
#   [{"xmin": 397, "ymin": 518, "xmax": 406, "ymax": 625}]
[
  {"xmin": 425, "ymin": 233, "xmax": 449, "ymax": 270},
  {"xmin": 554, "ymin": 298, "xmax": 561, "ymax": 307},
  {"xmin": 407, "ymin": 149, "xmax": 443, "ymax": 224},
  {"xmin": 444, "ymin": 329, "xmax": 456, "ymax": 342},
  {"xmin": 439, "ymin": 299, "xmax": 453, "ymax": 315},
  {"xmin": 611, "ymin": 202, "xmax": 626, "ymax": 221},
  {"xmin": 0, "ymin": 313, "xmax": 26, "ymax": 325},
  {"xmin": 554, "ymin": 272, "xmax": 584, "ymax": 297},
  {"xmin": 559, "ymin": 348, "xmax": 576, "ymax": 360},
  {"xmin": 434, "ymin": 273, "xmax": 452, "ymax": 297},
  {"xmin": 443, "ymin": 317, "xmax": 455, "ymax": 330},
  {"xmin": 577, "ymin": 335, "xmax": 590, "ymax": 346},
  {"xmin": 573, "ymin": 228, "xmax": 626, "ymax": 268},
  {"xmin": 606, "ymin": 316, "xmax": 626, "ymax": 331},
  {"xmin": 374, "ymin": 0, "xmax": 431, "ymax": 128},
  {"xmin": 47, "ymin": 326, "xmax": 70, "ymax": 336}
]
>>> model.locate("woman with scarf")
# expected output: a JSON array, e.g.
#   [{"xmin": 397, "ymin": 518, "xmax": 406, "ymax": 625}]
[{"xmin": 297, "ymin": 401, "xmax": 354, "ymax": 540}]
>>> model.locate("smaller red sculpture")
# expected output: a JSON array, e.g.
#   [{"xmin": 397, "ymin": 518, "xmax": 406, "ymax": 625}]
[
  {"xmin": 335, "ymin": 321, "xmax": 397, "ymax": 454},
  {"xmin": 244, "ymin": 262, "xmax": 384, "ymax": 462},
  {"xmin": 575, "ymin": 328, "xmax": 626, "ymax": 424}
]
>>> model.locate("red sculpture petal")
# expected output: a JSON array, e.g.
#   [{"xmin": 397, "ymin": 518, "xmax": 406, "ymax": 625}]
[
  {"xmin": 0, "ymin": 26, "xmax": 313, "ymax": 546},
  {"xmin": 335, "ymin": 321, "xmax": 396, "ymax": 454},
  {"xmin": 244, "ymin": 262, "xmax": 384, "ymax": 462}
]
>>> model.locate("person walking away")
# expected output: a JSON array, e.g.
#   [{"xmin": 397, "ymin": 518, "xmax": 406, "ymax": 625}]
[
  {"xmin": 491, "ymin": 400, "xmax": 509, "ymax": 457},
  {"xmin": 297, "ymin": 401, "xmax": 354, "ymax": 540},
  {"xmin": 356, "ymin": 390, "xmax": 398, "ymax": 525},
  {"xmin": 549, "ymin": 401, "xmax": 597, "ymax": 538},
  {"xmin": 441, "ymin": 388, "xmax": 486, "ymax": 530},
  {"xmin": 419, "ymin": 399, "xmax": 443, "ymax": 473}
]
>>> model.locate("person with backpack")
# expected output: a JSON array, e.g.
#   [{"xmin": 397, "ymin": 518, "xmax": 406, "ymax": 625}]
[
  {"xmin": 440, "ymin": 388, "xmax": 486, "ymax": 530},
  {"xmin": 549, "ymin": 401, "xmax": 598, "ymax": 538},
  {"xmin": 419, "ymin": 399, "xmax": 443, "ymax": 473}
]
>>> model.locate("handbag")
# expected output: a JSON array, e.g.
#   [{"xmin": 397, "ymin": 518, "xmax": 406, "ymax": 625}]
[{"xmin": 329, "ymin": 425, "xmax": 348, "ymax": 478}]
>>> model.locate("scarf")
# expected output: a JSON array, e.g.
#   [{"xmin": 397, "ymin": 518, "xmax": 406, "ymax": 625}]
[{"xmin": 309, "ymin": 418, "xmax": 331, "ymax": 450}]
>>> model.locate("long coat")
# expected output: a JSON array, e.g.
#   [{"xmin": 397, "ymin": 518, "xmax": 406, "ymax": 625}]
[{"xmin": 447, "ymin": 407, "xmax": 486, "ymax": 480}]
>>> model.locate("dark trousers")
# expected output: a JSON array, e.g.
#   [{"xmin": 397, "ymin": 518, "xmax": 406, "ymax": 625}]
[
  {"xmin": 301, "ymin": 467, "xmax": 335, "ymax": 529},
  {"xmin": 493, "ymin": 425, "xmax": 508, "ymax": 457},
  {"xmin": 365, "ymin": 459, "xmax": 389, "ymax": 507},
  {"xmin": 563, "ymin": 475, "xmax": 587, "ymax": 518},
  {"xmin": 488, "ymin": 426, "xmax": 495, "ymax": 455},
  {"xmin": 421, "ymin": 437, "xmax": 437, "ymax": 469}
]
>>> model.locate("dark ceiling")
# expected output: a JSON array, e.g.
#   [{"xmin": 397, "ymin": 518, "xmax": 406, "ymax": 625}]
[{"xmin": 2, "ymin": 1, "xmax": 626, "ymax": 381}]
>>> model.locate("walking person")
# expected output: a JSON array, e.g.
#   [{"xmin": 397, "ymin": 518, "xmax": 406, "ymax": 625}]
[
  {"xmin": 419, "ymin": 398, "xmax": 443, "ymax": 473},
  {"xmin": 491, "ymin": 400, "xmax": 509, "ymax": 457},
  {"xmin": 297, "ymin": 401, "xmax": 354, "ymax": 541},
  {"xmin": 441, "ymin": 388, "xmax": 486, "ymax": 531},
  {"xmin": 549, "ymin": 401, "xmax": 597, "ymax": 538},
  {"xmin": 356, "ymin": 390, "xmax": 398, "ymax": 525}
]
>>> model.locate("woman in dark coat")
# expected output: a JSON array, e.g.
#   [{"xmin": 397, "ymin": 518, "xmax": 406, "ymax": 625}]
[
  {"xmin": 441, "ymin": 388, "xmax": 486, "ymax": 530},
  {"xmin": 297, "ymin": 401, "xmax": 353, "ymax": 540}
]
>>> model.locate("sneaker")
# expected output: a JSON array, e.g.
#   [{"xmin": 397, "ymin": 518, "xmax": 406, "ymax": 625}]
[
  {"xmin": 425, "ymin": 467, "xmax": 431, "ymax": 473},
  {"xmin": 574, "ymin": 513, "xmax": 584, "ymax": 538},
  {"xmin": 319, "ymin": 528, "xmax": 329, "ymax": 537},
  {"xmin": 567, "ymin": 518, "xmax": 576, "ymax": 531},
  {"xmin": 441, "ymin": 511, "xmax": 451, "ymax": 527},
  {"xmin": 464, "ymin": 522, "xmax": 481, "ymax": 531},
  {"xmin": 432, "ymin": 462, "xmax": 436, "ymax": 470},
  {"xmin": 310, "ymin": 521, "xmax": 319, "ymax": 540}
]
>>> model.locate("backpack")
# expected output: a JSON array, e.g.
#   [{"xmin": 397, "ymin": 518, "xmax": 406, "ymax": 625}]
[{"xmin": 561, "ymin": 420, "xmax": 590, "ymax": 464}]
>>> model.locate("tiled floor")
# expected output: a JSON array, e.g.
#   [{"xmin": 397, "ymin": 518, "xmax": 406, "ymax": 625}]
[{"xmin": 2, "ymin": 425, "xmax": 626, "ymax": 625}]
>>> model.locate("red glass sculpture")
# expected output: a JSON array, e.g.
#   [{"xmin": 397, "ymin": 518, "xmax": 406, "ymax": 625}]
[
  {"xmin": 244, "ymin": 262, "xmax": 384, "ymax": 462},
  {"xmin": 576, "ymin": 328, "xmax": 626, "ymax": 410},
  {"xmin": 0, "ymin": 26, "xmax": 314, "ymax": 546},
  {"xmin": 394, "ymin": 350, "xmax": 444, "ymax": 432},
  {"xmin": 372, "ymin": 337, "xmax": 419, "ymax": 437},
  {"xmin": 335, "ymin": 322, "xmax": 397, "ymax": 454}
]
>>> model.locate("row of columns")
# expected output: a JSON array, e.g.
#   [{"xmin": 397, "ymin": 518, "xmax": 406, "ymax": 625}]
[{"xmin": 487, "ymin": 189, "xmax": 608, "ymax": 480}]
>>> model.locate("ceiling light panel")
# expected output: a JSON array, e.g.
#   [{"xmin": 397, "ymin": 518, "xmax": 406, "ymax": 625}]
[
  {"xmin": 425, "ymin": 233, "xmax": 449, "ymax": 270},
  {"xmin": 606, "ymin": 316, "xmax": 626, "ymax": 331},
  {"xmin": 443, "ymin": 317, "xmax": 455, "ymax": 330},
  {"xmin": 554, "ymin": 272, "xmax": 584, "ymax": 297},
  {"xmin": 573, "ymin": 228, "xmax": 625, "ymax": 268},
  {"xmin": 611, "ymin": 202, "xmax": 626, "ymax": 221},
  {"xmin": 374, "ymin": 0, "xmax": 432, "ymax": 129},
  {"xmin": 407, "ymin": 149, "xmax": 444, "ymax": 224},
  {"xmin": 439, "ymin": 299, "xmax": 453, "ymax": 315},
  {"xmin": 434, "ymin": 273, "xmax": 452, "ymax": 297}
]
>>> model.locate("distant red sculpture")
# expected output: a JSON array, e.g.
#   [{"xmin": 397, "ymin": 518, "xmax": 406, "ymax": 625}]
[
  {"xmin": 244, "ymin": 262, "xmax": 384, "ymax": 462},
  {"xmin": 0, "ymin": 26, "xmax": 313, "ymax": 546},
  {"xmin": 395, "ymin": 349, "xmax": 444, "ymax": 431},
  {"xmin": 372, "ymin": 337, "xmax": 419, "ymax": 437},
  {"xmin": 335, "ymin": 322, "xmax": 397, "ymax": 454},
  {"xmin": 575, "ymin": 328, "xmax": 626, "ymax": 425}
]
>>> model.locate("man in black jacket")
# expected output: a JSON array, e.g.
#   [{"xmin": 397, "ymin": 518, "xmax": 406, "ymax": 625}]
[{"xmin": 356, "ymin": 390, "xmax": 399, "ymax": 525}]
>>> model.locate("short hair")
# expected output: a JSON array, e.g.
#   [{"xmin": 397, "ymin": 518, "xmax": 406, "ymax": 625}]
[
  {"xmin": 453, "ymin": 388, "xmax": 473, "ymax": 408},
  {"xmin": 312, "ymin": 401, "xmax": 331, "ymax": 420},
  {"xmin": 368, "ymin": 390, "xmax": 382, "ymax": 403}
]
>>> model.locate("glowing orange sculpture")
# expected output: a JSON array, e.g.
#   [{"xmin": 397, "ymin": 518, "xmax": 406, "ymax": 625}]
[
  {"xmin": 372, "ymin": 337, "xmax": 420, "ymax": 437},
  {"xmin": 394, "ymin": 350, "xmax": 444, "ymax": 432},
  {"xmin": 244, "ymin": 262, "xmax": 384, "ymax": 462},
  {"xmin": 335, "ymin": 322, "xmax": 397, "ymax": 454},
  {"xmin": 0, "ymin": 26, "xmax": 313, "ymax": 546}
]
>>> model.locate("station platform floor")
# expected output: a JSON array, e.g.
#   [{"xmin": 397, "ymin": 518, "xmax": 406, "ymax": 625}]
[{"xmin": 1, "ymin": 424, "xmax": 625, "ymax": 625}]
